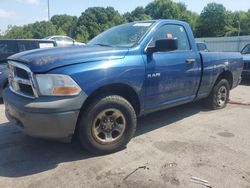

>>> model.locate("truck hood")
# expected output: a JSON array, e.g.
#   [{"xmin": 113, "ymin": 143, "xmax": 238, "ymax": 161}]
[{"xmin": 8, "ymin": 45, "xmax": 129, "ymax": 73}]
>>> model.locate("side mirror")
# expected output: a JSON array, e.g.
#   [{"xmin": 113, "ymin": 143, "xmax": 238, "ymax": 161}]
[
  {"xmin": 155, "ymin": 39, "xmax": 178, "ymax": 52},
  {"xmin": 147, "ymin": 39, "xmax": 178, "ymax": 54}
]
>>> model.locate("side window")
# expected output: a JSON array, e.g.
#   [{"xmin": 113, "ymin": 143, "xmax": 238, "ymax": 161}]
[
  {"xmin": 247, "ymin": 46, "xmax": 250, "ymax": 54},
  {"xmin": 150, "ymin": 25, "xmax": 190, "ymax": 51},
  {"xmin": 17, "ymin": 41, "xmax": 37, "ymax": 52},
  {"xmin": 63, "ymin": 37, "xmax": 74, "ymax": 43},
  {"xmin": 53, "ymin": 37, "xmax": 62, "ymax": 41},
  {"xmin": 242, "ymin": 45, "xmax": 250, "ymax": 54},
  {"xmin": 0, "ymin": 41, "xmax": 17, "ymax": 54}
]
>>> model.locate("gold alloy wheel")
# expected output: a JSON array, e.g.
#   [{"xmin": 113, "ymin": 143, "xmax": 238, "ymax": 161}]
[{"xmin": 92, "ymin": 108, "xmax": 126, "ymax": 144}]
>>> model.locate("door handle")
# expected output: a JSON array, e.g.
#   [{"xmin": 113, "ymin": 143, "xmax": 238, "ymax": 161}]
[{"xmin": 186, "ymin": 59, "xmax": 195, "ymax": 64}]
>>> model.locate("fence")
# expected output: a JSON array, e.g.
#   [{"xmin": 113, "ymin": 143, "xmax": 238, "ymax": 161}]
[{"xmin": 196, "ymin": 35, "xmax": 250, "ymax": 52}]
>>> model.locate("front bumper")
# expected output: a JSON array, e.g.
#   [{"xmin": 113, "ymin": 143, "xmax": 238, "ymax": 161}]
[{"xmin": 3, "ymin": 88, "xmax": 87, "ymax": 142}]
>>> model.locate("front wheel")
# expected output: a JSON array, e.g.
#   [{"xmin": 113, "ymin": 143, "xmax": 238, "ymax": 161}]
[
  {"xmin": 77, "ymin": 95, "xmax": 137, "ymax": 154},
  {"xmin": 205, "ymin": 79, "xmax": 230, "ymax": 110}
]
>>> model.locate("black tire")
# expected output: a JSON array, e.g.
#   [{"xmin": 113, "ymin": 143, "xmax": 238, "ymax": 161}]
[
  {"xmin": 205, "ymin": 79, "xmax": 230, "ymax": 110},
  {"xmin": 77, "ymin": 95, "xmax": 137, "ymax": 155}
]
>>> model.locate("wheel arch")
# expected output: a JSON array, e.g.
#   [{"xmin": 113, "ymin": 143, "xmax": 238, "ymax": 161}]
[
  {"xmin": 214, "ymin": 70, "xmax": 233, "ymax": 89},
  {"xmin": 73, "ymin": 83, "xmax": 141, "ymax": 140},
  {"xmin": 80, "ymin": 83, "xmax": 141, "ymax": 116}
]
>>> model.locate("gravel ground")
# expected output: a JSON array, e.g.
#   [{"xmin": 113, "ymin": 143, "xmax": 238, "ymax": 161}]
[{"xmin": 0, "ymin": 82, "xmax": 250, "ymax": 188}]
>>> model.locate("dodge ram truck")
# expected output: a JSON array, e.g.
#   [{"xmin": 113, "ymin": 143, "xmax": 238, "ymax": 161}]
[{"xmin": 3, "ymin": 20, "xmax": 243, "ymax": 154}]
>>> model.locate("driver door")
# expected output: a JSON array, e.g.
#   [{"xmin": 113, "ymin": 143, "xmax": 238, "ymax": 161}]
[{"xmin": 144, "ymin": 24, "xmax": 201, "ymax": 110}]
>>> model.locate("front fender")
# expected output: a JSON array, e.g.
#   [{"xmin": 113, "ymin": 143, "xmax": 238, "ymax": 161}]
[{"xmin": 48, "ymin": 54, "xmax": 146, "ymax": 107}]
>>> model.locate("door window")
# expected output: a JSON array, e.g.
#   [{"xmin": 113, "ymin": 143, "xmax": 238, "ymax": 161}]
[{"xmin": 150, "ymin": 24, "xmax": 190, "ymax": 51}]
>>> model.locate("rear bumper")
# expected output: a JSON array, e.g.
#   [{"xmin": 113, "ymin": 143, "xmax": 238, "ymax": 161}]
[{"xmin": 3, "ymin": 88, "xmax": 87, "ymax": 142}]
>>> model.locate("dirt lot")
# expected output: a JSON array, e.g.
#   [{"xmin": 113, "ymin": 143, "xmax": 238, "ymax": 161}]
[{"xmin": 0, "ymin": 82, "xmax": 250, "ymax": 188}]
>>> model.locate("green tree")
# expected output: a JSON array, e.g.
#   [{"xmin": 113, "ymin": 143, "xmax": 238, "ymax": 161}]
[
  {"xmin": 4, "ymin": 21, "xmax": 61, "ymax": 39},
  {"xmin": 217, "ymin": 9, "xmax": 250, "ymax": 37},
  {"xmin": 145, "ymin": 0, "xmax": 182, "ymax": 19},
  {"xmin": 175, "ymin": 3, "xmax": 199, "ymax": 33},
  {"xmin": 123, "ymin": 7, "xmax": 152, "ymax": 22},
  {"xmin": 75, "ymin": 25, "xmax": 89, "ymax": 42},
  {"xmin": 26, "ymin": 21, "xmax": 57, "ymax": 38},
  {"xmin": 196, "ymin": 3, "xmax": 227, "ymax": 37},
  {"xmin": 240, "ymin": 9, "xmax": 250, "ymax": 35},
  {"xmin": 4, "ymin": 25, "xmax": 33, "ymax": 39},
  {"xmin": 56, "ymin": 27, "xmax": 67, "ymax": 36},
  {"xmin": 51, "ymin": 14, "xmax": 77, "ymax": 37},
  {"xmin": 224, "ymin": 11, "xmax": 241, "ymax": 36},
  {"xmin": 144, "ymin": 0, "xmax": 198, "ymax": 32},
  {"xmin": 76, "ymin": 7, "xmax": 126, "ymax": 41}
]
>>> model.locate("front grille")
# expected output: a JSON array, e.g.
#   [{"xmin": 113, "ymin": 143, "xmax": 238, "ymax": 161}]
[
  {"xmin": 19, "ymin": 83, "xmax": 34, "ymax": 96},
  {"xmin": 243, "ymin": 60, "xmax": 250, "ymax": 70},
  {"xmin": 16, "ymin": 67, "xmax": 29, "ymax": 79},
  {"xmin": 8, "ymin": 61, "xmax": 38, "ymax": 98}
]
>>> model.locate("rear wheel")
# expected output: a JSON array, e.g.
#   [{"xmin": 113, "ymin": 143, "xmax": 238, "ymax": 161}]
[
  {"xmin": 77, "ymin": 95, "xmax": 137, "ymax": 154},
  {"xmin": 205, "ymin": 79, "xmax": 230, "ymax": 110}
]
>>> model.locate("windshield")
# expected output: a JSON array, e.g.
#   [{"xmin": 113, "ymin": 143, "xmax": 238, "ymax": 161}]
[
  {"xmin": 242, "ymin": 44, "xmax": 250, "ymax": 54},
  {"xmin": 87, "ymin": 21, "xmax": 155, "ymax": 48}
]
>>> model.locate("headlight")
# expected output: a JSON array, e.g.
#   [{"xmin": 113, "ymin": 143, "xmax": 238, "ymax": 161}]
[{"xmin": 35, "ymin": 74, "xmax": 81, "ymax": 96}]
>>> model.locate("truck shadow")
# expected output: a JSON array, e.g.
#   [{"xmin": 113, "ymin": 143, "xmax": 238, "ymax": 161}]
[
  {"xmin": 0, "ymin": 102, "xmax": 207, "ymax": 178},
  {"xmin": 136, "ymin": 102, "xmax": 206, "ymax": 137}
]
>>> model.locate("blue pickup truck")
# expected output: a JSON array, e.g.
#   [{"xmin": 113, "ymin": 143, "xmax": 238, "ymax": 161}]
[{"xmin": 3, "ymin": 20, "xmax": 243, "ymax": 154}]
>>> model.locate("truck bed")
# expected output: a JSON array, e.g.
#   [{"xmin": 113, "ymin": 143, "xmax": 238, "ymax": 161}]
[{"xmin": 197, "ymin": 52, "xmax": 243, "ymax": 99}]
